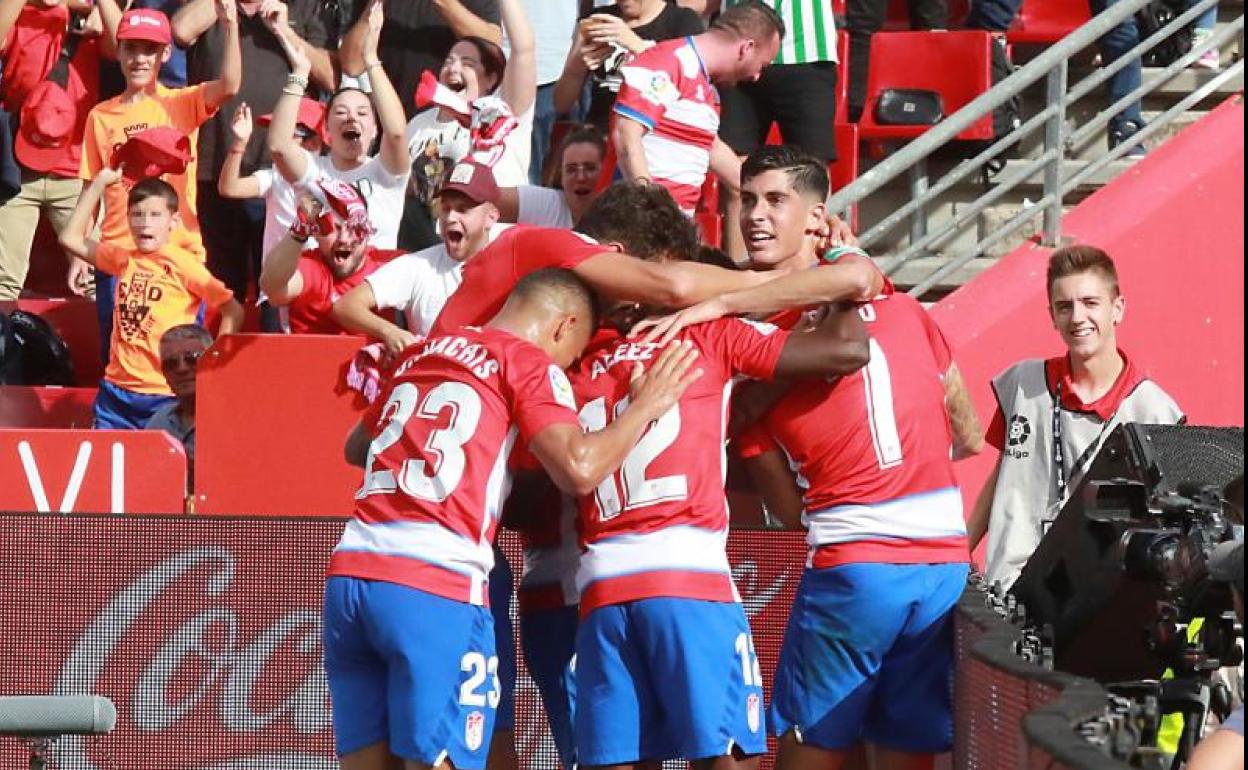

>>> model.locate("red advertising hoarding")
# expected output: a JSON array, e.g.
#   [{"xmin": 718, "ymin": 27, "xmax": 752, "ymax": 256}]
[{"xmin": 0, "ymin": 515, "xmax": 803, "ymax": 770}]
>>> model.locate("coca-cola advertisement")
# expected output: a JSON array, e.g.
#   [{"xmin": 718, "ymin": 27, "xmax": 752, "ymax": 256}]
[{"xmin": 0, "ymin": 514, "xmax": 803, "ymax": 770}]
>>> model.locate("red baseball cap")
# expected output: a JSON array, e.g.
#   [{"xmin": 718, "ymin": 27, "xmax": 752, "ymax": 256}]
[
  {"xmin": 117, "ymin": 8, "xmax": 172, "ymax": 45},
  {"xmin": 440, "ymin": 160, "xmax": 499, "ymax": 206},
  {"xmin": 14, "ymin": 81, "xmax": 78, "ymax": 173},
  {"xmin": 110, "ymin": 126, "xmax": 193, "ymax": 182},
  {"xmin": 258, "ymin": 98, "xmax": 328, "ymax": 143}
]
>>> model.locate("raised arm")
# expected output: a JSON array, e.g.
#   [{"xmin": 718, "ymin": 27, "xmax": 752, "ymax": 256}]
[
  {"xmin": 571, "ymin": 250, "xmax": 774, "ymax": 309},
  {"xmin": 0, "ymin": 0, "xmax": 24, "ymax": 52},
  {"xmin": 218, "ymin": 103, "xmax": 263, "ymax": 198},
  {"xmin": 201, "ymin": 0, "xmax": 242, "ymax": 110},
  {"xmin": 259, "ymin": 0, "xmax": 335, "ymax": 92},
  {"xmin": 529, "ymin": 341, "xmax": 701, "ymax": 495},
  {"xmin": 59, "ymin": 168, "xmax": 123, "ymax": 266},
  {"xmin": 553, "ymin": 29, "xmax": 593, "ymax": 115},
  {"xmin": 267, "ymin": 25, "xmax": 313, "ymax": 184},
  {"xmin": 258, "ymin": 233, "xmax": 308, "ymax": 306},
  {"xmin": 358, "ymin": 2, "xmax": 410, "ymax": 178},
  {"xmin": 433, "ymin": 0, "xmax": 501, "ymax": 44},
  {"xmin": 497, "ymin": 0, "xmax": 535, "ymax": 116},
  {"xmin": 171, "ymin": 0, "xmax": 216, "ymax": 47}
]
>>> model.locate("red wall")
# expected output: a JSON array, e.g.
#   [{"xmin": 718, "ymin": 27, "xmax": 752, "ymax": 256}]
[{"xmin": 931, "ymin": 96, "xmax": 1246, "ymax": 530}]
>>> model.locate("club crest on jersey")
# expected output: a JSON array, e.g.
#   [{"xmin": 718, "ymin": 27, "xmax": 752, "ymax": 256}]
[
  {"xmin": 747, "ymin": 692, "xmax": 760, "ymax": 733},
  {"xmin": 548, "ymin": 365, "xmax": 578, "ymax": 410},
  {"xmin": 465, "ymin": 710, "xmax": 486, "ymax": 751},
  {"xmin": 1006, "ymin": 414, "xmax": 1032, "ymax": 458}
]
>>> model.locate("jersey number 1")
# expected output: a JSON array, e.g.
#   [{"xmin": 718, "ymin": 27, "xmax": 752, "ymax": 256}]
[
  {"xmin": 858, "ymin": 306, "xmax": 903, "ymax": 469},
  {"xmin": 579, "ymin": 396, "xmax": 687, "ymax": 521}
]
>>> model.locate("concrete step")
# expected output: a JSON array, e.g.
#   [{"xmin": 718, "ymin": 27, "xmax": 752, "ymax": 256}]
[
  {"xmin": 1146, "ymin": 66, "xmax": 1243, "ymax": 99},
  {"xmin": 878, "ymin": 256, "xmax": 1000, "ymax": 295},
  {"xmin": 995, "ymin": 157, "xmax": 1140, "ymax": 190}
]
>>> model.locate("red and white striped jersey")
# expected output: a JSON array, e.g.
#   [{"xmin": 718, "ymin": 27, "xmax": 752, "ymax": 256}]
[
  {"xmin": 329, "ymin": 326, "xmax": 581, "ymax": 605},
  {"xmin": 613, "ymin": 37, "xmax": 719, "ymax": 214},
  {"xmin": 738, "ymin": 293, "xmax": 969, "ymax": 568},
  {"xmin": 568, "ymin": 320, "xmax": 789, "ymax": 614}
]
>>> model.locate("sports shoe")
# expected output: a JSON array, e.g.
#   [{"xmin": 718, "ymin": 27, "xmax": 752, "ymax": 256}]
[{"xmin": 1108, "ymin": 121, "xmax": 1147, "ymax": 159}]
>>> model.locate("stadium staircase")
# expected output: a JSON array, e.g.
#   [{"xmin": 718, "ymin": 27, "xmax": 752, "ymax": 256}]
[{"xmin": 838, "ymin": 0, "xmax": 1245, "ymax": 297}]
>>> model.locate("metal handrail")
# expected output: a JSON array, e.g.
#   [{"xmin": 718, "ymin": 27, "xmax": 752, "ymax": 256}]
[{"xmin": 826, "ymin": 0, "xmax": 1243, "ymax": 294}]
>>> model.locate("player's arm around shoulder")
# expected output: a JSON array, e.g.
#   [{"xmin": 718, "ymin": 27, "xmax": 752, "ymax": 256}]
[
  {"xmin": 529, "ymin": 341, "xmax": 703, "ymax": 496},
  {"xmin": 773, "ymin": 302, "xmax": 871, "ymax": 380}
]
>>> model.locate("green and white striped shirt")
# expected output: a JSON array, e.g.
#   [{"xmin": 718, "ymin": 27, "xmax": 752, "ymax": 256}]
[{"xmin": 726, "ymin": 0, "xmax": 839, "ymax": 65}]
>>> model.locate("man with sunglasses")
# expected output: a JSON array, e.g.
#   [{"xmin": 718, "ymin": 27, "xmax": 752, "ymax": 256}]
[
  {"xmin": 260, "ymin": 178, "xmax": 401, "ymax": 334},
  {"xmin": 146, "ymin": 323, "xmax": 213, "ymax": 483}
]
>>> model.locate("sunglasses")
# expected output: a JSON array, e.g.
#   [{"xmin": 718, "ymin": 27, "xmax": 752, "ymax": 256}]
[{"xmin": 160, "ymin": 350, "xmax": 204, "ymax": 370}]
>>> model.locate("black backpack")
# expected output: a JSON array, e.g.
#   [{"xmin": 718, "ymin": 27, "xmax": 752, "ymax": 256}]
[
  {"xmin": 0, "ymin": 309, "xmax": 76, "ymax": 386},
  {"xmin": 1137, "ymin": 0, "xmax": 1194, "ymax": 67}
]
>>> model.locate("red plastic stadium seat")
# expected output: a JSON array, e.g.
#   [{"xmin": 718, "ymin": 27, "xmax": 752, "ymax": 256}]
[
  {"xmin": 1, "ymin": 298, "xmax": 102, "ymax": 387},
  {"xmin": 0, "ymin": 386, "xmax": 96, "ymax": 428},
  {"xmin": 1007, "ymin": 0, "xmax": 1091, "ymax": 44},
  {"xmin": 858, "ymin": 30, "xmax": 995, "ymax": 142},
  {"xmin": 696, "ymin": 175, "xmax": 722, "ymax": 248},
  {"xmin": 829, "ymin": 123, "xmax": 861, "ymax": 230}
]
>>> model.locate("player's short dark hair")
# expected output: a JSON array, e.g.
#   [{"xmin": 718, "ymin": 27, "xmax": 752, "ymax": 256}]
[
  {"xmin": 513, "ymin": 268, "xmax": 600, "ymax": 327},
  {"xmin": 576, "ymin": 182, "xmax": 700, "ymax": 263},
  {"xmin": 713, "ymin": 0, "xmax": 786, "ymax": 43},
  {"xmin": 1046, "ymin": 244, "xmax": 1120, "ymax": 299},
  {"xmin": 694, "ymin": 245, "xmax": 739, "ymax": 271},
  {"xmin": 127, "ymin": 177, "xmax": 180, "ymax": 212},
  {"xmin": 741, "ymin": 145, "xmax": 829, "ymax": 202}
]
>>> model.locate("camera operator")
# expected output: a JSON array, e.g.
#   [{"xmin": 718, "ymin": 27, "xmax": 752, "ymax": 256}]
[
  {"xmin": 1187, "ymin": 537, "xmax": 1244, "ymax": 770},
  {"xmin": 967, "ymin": 245, "xmax": 1183, "ymax": 590}
]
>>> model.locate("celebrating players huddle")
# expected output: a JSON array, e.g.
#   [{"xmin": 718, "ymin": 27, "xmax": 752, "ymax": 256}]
[{"xmin": 322, "ymin": 145, "xmax": 980, "ymax": 770}]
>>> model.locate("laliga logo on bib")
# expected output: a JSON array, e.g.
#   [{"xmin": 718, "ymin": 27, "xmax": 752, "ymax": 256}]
[
  {"xmin": 746, "ymin": 693, "xmax": 760, "ymax": 733},
  {"xmin": 465, "ymin": 710, "xmax": 486, "ymax": 752}
]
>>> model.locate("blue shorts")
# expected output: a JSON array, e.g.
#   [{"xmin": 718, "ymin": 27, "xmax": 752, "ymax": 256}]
[
  {"xmin": 93, "ymin": 380, "xmax": 175, "ymax": 430},
  {"xmin": 489, "ymin": 545, "xmax": 517, "ymax": 731},
  {"xmin": 520, "ymin": 603, "xmax": 579, "ymax": 769},
  {"xmin": 575, "ymin": 598, "xmax": 766, "ymax": 765},
  {"xmin": 769, "ymin": 562, "xmax": 969, "ymax": 753},
  {"xmin": 322, "ymin": 577, "xmax": 499, "ymax": 768}
]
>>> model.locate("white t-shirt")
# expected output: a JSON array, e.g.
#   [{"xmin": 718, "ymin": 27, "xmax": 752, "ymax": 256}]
[
  {"xmin": 298, "ymin": 149, "xmax": 409, "ymax": 249},
  {"xmin": 516, "ymin": 185, "xmax": 574, "ymax": 229},
  {"xmin": 366, "ymin": 224, "xmax": 511, "ymax": 335},
  {"xmin": 406, "ymin": 108, "xmax": 472, "ymax": 205},
  {"xmin": 254, "ymin": 167, "xmax": 308, "ymax": 260},
  {"xmin": 491, "ymin": 104, "xmax": 534, "ymax": 188}
]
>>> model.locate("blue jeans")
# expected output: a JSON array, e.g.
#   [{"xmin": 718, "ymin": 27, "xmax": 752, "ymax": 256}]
[
  {"xmin": 530, "ymin": 83, "xmax": 558, "ymax": 185},
  {"xmin": 1090, "ymin": 0, "xmax": 1144, "ymax": 138}
]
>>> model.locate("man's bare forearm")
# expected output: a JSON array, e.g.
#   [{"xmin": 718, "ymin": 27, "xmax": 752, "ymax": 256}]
[{"xmin": 945, "ymin": 363, "xmax": 985, "ymax": 460}]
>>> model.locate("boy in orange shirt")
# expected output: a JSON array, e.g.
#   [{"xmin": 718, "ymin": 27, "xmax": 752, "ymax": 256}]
[
  {"xmin": 61, "ymin": 167, "xmax": 244, "ymax": 429},
  {"xmin": 72, "ymin": 1, "xmax": 241, "ymax": 357}
]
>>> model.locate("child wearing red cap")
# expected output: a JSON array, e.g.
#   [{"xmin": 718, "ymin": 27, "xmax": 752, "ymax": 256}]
[
  {"xmin": 75, "ymin": 0, "xmax": 241, "ymax": 359},
  {"xmin": 60, "ymin": 167, "xmax": 244, "ymax": 429}
]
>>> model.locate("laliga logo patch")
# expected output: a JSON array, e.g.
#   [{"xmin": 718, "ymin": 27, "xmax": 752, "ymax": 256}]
[
  {"xmin": 643, "ymin": 72, "xmax": 678, "ymax": 104},
  {"xmin": 465, "ymin": 710, "xmax": 485, "ymax": 751},
  {"xmin": 548, "ymin": 365, "xmax": 577, "ymax": 411},
  {"xmin": 747, "ymin": 693, "xmax": 760, "ymax": 733}
]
